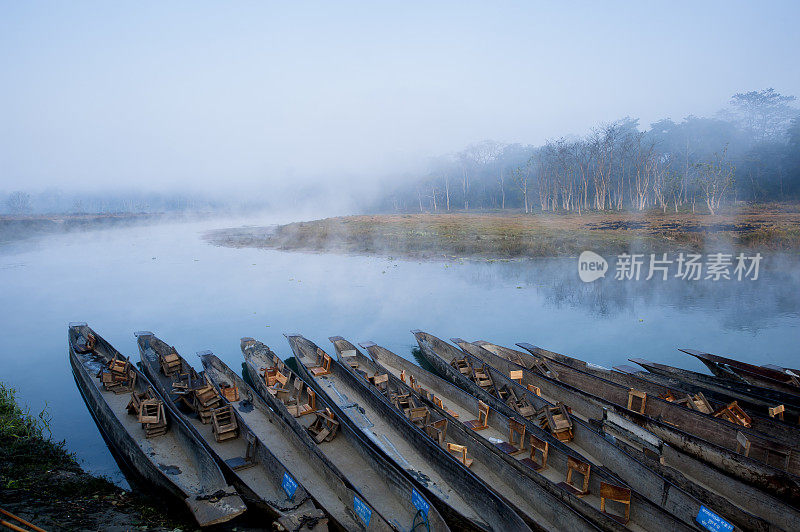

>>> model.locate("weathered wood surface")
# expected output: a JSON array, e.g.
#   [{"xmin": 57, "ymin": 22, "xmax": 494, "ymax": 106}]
[
  {"xmin": 413, "ymin": 330, "xmax": 800, "ymax": 530},
  {"xmin": 331, "ymin": 337, "xmax": 607, "ymax": 531},
  {"xmin": 365, "ymin": 339, "xmax": 699, "ymax": 532},
  {"xmin": 239, "ymin": 337, "xmax": 451, "ymax": 532},
  {"xmin": 137, "ymin": 333, "xmax": 315, "ymax": 521},
  {"xmin": 69, "ymin": 324, "xmax": 246, "ymax": 527},
  {"xmin": 287, "ymin": 334, "xmax": 533, "ymax": 532}
]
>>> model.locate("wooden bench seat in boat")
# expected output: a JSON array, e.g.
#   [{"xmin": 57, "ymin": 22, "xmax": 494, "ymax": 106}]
[
  {"xmin": 392, "ymin": 393, "xmax": 415, "ymax": 413},
  {"xmin": 464, "ymin": 400, "xmax": 490, "ymax": 431},
  {"xmin": 557, "ymin": 456, "xmax": 591, "ymax": 497},
  {"xmin": 504, "ymin": 385, "xmax": 536, "ymax": 418},
  {"xmin": 713, "ymin": 401, "xmax": 752, "ymax": 428},
  {"xmin": 473, "ymin": 365, "xmax": 495, "ymax": 391},
  {"xmin": 127, "ymin": 387, "xmax": 154, "ymax": 416},
  {"xmin": 262, "ymin": 366, "xmax": 279, "ymax": 387},
  {"xmin": 661, "ymin": 390, "xmax": 713, "ymax": 414},
  {"xmin": 407, "ymin": 406, "xmax": 430, "ymax": 428},
  {"xmin": 735, "ymin": 430, "xmax": 793, "ymax": 471},
  {"xmin": 266, "ymin": 371, "xmax": 294, "ymax": 404},
  {"xmin": 75, "ymin": 333, "xmax": 97, "ymax": 353},
  {"xmin": 425, "ymin": 419, "xmax": 448, "ymax": 447},
  {"xmin": 98, "ymin": 355, "xmax": 136, "ymax": 394},
  {"xmin": 211, "ymin": 405, "xmax": 238, "ymax": 442},
  {"xmin": 537, "ymin": 402, "xmax": 573, "ymax": 442},
  {"xmin": 520, "ymin": 434, "xmax": 548, "ymax": 471},
  {"xmin": 309, "ymin": 349, "xmax": 332, "ymax": 377},
  {"xmin": 369, "ymin": 373, "xmax": 389, "ymax": 393},
  {"xmin": 286, "ymin": 381, "xmax": 316, "ymax": 417},
  {"xmin": 159, "ymin": 350, "xmax": 181, "ymax": 376},
  {"xmin": 495, "ymin": 418, "xmax": 526, "ymax": 455},
  {"xmin": 626, "ymin": 389, "xmax": 647, "ymax": 414},
  {"xmin": 600, "ymin": 482, "xmax": 632, "ymax": 525},
  {"xmin": 769, "ymin": 404, "xmax": 785, "ymax": 420},
  {"xmin": 193, "ymin": 378, "xmax": 223, "ymax": 424},
  {"xmin": 447, "ymin": 443, "xmax": 473, "ymax": 468},
  {"xmin": 308, "ymin": 408, "xmax": 339, "ymax": 443},
  {"xmin": 133, "ymin": 391, "xmax": 168, "ymax": 438},
  {"xmin": 219, "ymin": 382, "xmax": 239, "ymax": 402},
  {"xmin": 451, "ymin": 357, "xmax": 473, "ymax": 378}
]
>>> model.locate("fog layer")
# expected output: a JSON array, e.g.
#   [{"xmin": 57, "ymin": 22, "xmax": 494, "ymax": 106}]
[{"xmin": 2, "ymin": 2, "xmax": 799, "ymax": 196}]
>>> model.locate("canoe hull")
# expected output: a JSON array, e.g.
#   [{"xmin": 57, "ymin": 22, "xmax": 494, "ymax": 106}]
[
  {"xmin": 136, "ymin": 333, "xmax": 315, "ymax": 520},
  {"xmin": 288, "ymin": 334, "xmax": 532, "ymax": 532},
  {"xmin": 241, "ymin": 338, "xmax": 451, "ymax": 532},
  {"xmin": 68, "ymin": 325, "xmax": 246, "ymax": 527}
]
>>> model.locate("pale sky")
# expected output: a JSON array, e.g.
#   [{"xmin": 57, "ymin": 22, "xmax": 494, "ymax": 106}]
[{"xmin": 1, "ymin": 1, "xmax": 799, "ymax": 193}]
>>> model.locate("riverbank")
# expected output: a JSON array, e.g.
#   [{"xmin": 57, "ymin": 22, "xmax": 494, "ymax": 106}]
[
  {"xmin": 0, "ymin": 213, "xmax": 169, "ymax": 245},
  {"xmin": 205, "ymin": 206, "xmax": 800, "ymax": 260},
  {"xmin": 0, "ymin": 382, "xmax": 182, "ymax": 531}
]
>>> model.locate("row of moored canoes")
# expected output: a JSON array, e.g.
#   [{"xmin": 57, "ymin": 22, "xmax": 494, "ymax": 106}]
[{"xmin": 69, "ymin": 323, "xmax": 800, "ymax": 531}]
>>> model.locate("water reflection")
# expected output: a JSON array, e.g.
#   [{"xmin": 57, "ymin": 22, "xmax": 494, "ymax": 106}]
[{"xmin": 0, "ymin": 219, "xmax": 797, "ymax": 486}]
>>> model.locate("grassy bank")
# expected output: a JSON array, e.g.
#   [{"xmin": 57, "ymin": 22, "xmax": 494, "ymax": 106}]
[
  {"xmin": 0, "ymin": 382, "xmax": 180, "ymax": 531},
  {"xmin": 0, "ymin": 213, "xmax": 166, "ymax": 245},
  {"xmin": 206, "ymin": 206, "xmax": 800, "ymax": 259}
]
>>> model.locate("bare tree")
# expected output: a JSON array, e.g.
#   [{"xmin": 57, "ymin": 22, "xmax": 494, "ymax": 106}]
[
  {"xmin": 512, "ymin": 155, "xmax": 535, "ymax": 213},
  {"xmin": 695, "ymin": 148, "xmax": 735, "ymax": 214}
]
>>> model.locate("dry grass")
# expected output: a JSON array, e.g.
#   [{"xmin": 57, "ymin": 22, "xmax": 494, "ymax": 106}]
[{"xmin": 206, "ymin": 206, "xmax": 800, "ymax": 259}]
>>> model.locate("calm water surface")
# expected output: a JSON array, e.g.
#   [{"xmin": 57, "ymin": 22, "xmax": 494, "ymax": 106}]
[{"xmin": 1, "ymin": 217, "xmax": 798, "ymax": 486}]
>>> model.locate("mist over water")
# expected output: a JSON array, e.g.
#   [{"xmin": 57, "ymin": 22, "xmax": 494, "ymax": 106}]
[{"xmin": 1, "ymin": 218, "xmax": 797, "ymax": 485}]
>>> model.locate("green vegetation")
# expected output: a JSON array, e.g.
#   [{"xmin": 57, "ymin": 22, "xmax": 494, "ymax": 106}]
[
  {"xmin": 0, "ymin": 382, "xmax": 182, "ymax": 530},
  {"xmin": 0, "ymin": 382, "xmax": 82, "ymax": 491}
]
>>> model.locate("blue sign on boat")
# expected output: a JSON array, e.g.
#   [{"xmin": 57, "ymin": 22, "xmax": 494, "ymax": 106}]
[
  {"xmin": 696, "ymin": 505, "xmax": 733, "ymax": 532},
  {"xmin": 282, "ymin": 472, "xmax": 298, "ymax": 500},
  {"xmin": 353, "ymin": 495, "xmax": 372, "ymax": 526},
  {"xmin": 411, "ymin": 488, "xmax": 430, "ymax": 518}
]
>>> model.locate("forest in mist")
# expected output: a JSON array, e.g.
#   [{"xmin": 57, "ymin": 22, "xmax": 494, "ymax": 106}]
[
  {"xmin": 3, "ymin": 88, "xmax": 799, "ymax": 218},
  {"xmin": 379, "ymin": 89, "xmax": 800, "ymax": 215}
]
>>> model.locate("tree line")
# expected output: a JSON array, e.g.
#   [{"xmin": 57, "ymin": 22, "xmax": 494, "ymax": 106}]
[{"xmin": 380, "ymin": 89, "xmax": 800, "ymax": 215}]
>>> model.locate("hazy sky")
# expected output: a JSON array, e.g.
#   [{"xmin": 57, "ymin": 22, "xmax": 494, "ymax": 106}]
[{"xmin": 1, "ymin": 2, "xmax": 799, "ymax": 193}]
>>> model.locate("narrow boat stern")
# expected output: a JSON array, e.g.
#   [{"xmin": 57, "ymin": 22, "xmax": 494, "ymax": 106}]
[{"xmin": 185, "ymin": 490, "xmax": 247, "ymax": 528}]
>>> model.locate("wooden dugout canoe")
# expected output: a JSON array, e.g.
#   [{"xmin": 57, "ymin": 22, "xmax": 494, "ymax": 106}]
[
  {"xmin": 200, "ymin": 351, "xmax": 396, "ymax": 531},
  {"xmin": 136, "ymin": 332, "xmax": 319, "ymax": 521},
  {"xmin": 68, "ymin": 323, "xmax": 246, "ymax": 527},
  {"xmin": 411, "ymin": 331, "xmax": 794, "ymax": 532},
  {"xmin": 286, "ymin": 333, "xmax": 532, "ymax": 532},
  {"xmin": 330, "ymin": 336, "xmax": 604, "ymax": 532},
  {"xmin": 514, "ymin": 343, "xmax": 800, "ymax": 460},
  {"xmin": 360, "ymin": 338, "xmax": 699, "ymax": 532},
  {"xmin": 527, "ymin": 346, "xmax": 800, "ymax": 446},
  {"xmin": 683, "ymin": 349, "xmax": 800, "ymax": 396},
  {"xmin": 239, "ymin": 337, "xmax": 449, "ymax": 532},
  {"xmin": 442, "ymin": 335, "xmax": 800, "ymax": 522},
  {"xmin": 628, "ymin": 358, "xmax": 800, "ymax": 424}
]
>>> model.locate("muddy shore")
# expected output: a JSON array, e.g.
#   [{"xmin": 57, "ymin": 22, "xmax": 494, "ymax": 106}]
[{"xmin": 0, "ymin": 382, "xmax": 186, "ymax": 531}]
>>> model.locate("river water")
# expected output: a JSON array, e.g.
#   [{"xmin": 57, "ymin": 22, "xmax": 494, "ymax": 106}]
[{"xmin": 1, "ymin": 216, "xmax": 798, "ymax": 486}]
